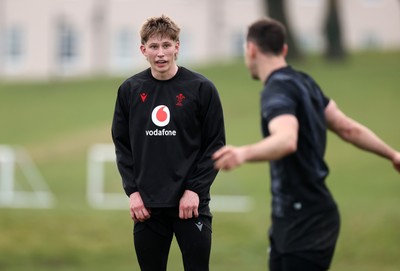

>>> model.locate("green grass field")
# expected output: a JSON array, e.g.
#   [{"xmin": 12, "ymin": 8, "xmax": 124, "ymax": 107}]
[{"xmin": 0, "ymin": 51, "xmax": 399, "ymax": 271}]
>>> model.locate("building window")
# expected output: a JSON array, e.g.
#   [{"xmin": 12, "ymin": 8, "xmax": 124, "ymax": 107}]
[
  {"xmin": 361, "ymin": 32, "xmax": 381, "ymax": 49},
  {"xmin": 232, "ymin": 31, "xmax": 245, "ymax": 57},
  {"xmin": 298, "ymin": 0, "xmax": 323, "ymax": 7},
  {"xmin": 361, "ymin": 0, "xmax": 382, "ymax": 7},
  {"xmin": 117, "ymin": 29, "xmax": 133, "ymax": 59},
  {"xmin": 56, "ymin": 19, "xmax": 78, "ymax": 73},
  {"xmin": 111, "ymin": 28, "xmax": 135, "ymax": 72},
  {"xmin": 5, "ymin": 26, "xmax": 24, "ymax": 68}
]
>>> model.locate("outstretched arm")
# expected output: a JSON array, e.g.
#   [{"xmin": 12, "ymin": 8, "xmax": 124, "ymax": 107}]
[
  {"xmin": 213, "ymin": 114, "xmax": 298, "ymax": 170},
  {"xmin": 325, "ymin": 100, "xmax": 400, "ymax": 172}
]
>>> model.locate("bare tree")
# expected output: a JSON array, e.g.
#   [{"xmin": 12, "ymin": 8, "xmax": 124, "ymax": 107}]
[
  {"xmin": 91, "ymin": 0, "xmax": 109, "ymax": 74},
  {"xmin": 264, "ymin": 0, "xmax": 302, "ymax": 60},
  {"xmin": 0, "ymin": 0, "xmax": 5, "ymax": 74},
  {"xmin": 324, "ymin": 0, "xmax": 346, "ymax": 60}
]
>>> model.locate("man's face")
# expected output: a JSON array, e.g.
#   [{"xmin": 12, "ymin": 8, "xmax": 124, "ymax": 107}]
[
  {"xmin": 244, "ymin": 41, "xmax": 259, "ymax": 80},
  {"xmin": 141, "ymin": 34, "xmax": 180, "ymax": 77}
]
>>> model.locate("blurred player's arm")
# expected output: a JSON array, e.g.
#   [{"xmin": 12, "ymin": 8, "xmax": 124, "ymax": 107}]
[
  {"xmin": 213, "ymin": 114, "xmax": 298, "ymax": 170},
  {"xmin": 325, "ymin": 99, "xmax": 400, "ymax": 172}
]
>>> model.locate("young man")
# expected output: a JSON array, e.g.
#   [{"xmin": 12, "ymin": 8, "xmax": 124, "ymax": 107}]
[
  {"xmin": 212, "ymin": 17, "xmax": 400, "ymax": 271},
  {"xmin": 112, "ymin": 15, "xmax": 225, "ymax": 271}
]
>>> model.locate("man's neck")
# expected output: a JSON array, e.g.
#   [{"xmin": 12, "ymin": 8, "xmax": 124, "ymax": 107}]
[
  {"xmin": 151, "ymin": 65, "xmax": 179, "ymax": 81},
  {"xmin": 258, "ymin": 56, "xmax": 287, "ymax": 83}
]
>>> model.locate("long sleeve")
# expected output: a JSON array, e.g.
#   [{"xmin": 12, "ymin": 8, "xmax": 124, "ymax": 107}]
[
  {"xmin": 111, "ymin": 84, "xmax": 137, "ymax": 197},
  {"xmin": 185, "ymin": 82, "xmax": 225, "ymax": 198}
]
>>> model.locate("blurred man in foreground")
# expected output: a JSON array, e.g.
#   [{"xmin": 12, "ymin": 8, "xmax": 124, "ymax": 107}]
[{"xmin": 213, "ymin": 17, "xmax": 400, "ymax": 271}]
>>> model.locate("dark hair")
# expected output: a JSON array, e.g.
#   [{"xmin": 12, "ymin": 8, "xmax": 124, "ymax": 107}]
[
  {"xmin": 246, "ymin": 17, "xmax": 286, "ymax": 55},
  {"xmin": 140, "ymin": 15, "xmax": 180, "ymax": 45}
]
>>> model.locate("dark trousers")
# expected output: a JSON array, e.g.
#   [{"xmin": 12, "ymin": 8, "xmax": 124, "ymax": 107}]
[{"xmin": 133, "ymin": 210, "xmax": 212, "ymax": 271}]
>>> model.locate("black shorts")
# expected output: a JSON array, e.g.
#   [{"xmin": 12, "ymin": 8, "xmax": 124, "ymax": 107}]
[
  {"xmin": 269, "ymin": 248, "xmax": 334, "ymax": 271},
  {"xmin": 133, "ymin": 207, "xmax": 212, "ymax": 271},
  {"xmin": 269, "ymin": 207, "xmax": 340, "ymax": 269}
]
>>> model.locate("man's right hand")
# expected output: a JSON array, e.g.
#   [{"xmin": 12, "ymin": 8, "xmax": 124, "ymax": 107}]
[
  {"xmin": 129, "ymin": 192, "xmax": 151, "ymax": 222},
  {"xmin": 392, "ymin": 151, "xmax": 400, "ymax": 173}
]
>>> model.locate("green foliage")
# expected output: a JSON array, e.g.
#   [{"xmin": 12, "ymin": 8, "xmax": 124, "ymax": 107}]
[{"xmin": 0, "ymin": 51, "xmax": 399, "ymax": 270}]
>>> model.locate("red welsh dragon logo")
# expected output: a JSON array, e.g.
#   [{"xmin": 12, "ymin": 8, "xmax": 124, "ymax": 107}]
[{"xmin": 176, "ymin": 93, "xmax": 186, "ymax": 106}]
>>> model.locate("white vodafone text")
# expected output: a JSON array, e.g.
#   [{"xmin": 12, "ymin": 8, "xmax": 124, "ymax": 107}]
[{"xmin": 145, "ymin": 128, "xmax": 177, "ymax": 136}]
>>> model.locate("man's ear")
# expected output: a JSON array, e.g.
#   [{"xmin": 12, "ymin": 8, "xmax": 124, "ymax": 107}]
[
  {"xmin": 282, "ymin": 43, "xmax": 288, "ymax": 58},
  {"xmin": 174, "ymin": 40, "xmax": 180, "ymax": 60},
  {"xmin": 247, "ymin": 42, "xmax": 258, "ymax": 59},
  {"xmin": 140, "ymin": 44, "xmax": 146, "ymax": 55}
]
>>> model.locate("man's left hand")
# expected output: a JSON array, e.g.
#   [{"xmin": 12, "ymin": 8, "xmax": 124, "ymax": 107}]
[{"xmin": 179, "ymin": 190, "xmax": 199, "ymax": 219}]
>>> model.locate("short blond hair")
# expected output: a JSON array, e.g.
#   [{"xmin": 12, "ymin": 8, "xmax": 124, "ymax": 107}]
[{"xmin": 140, "ymin": 15, "xmax": 181, "ymax": 45}]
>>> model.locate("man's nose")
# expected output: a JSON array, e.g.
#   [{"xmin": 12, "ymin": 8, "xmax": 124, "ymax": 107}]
[{"xmin": 157, "ymin": 48, "xmax": 165, "ymax": 56}]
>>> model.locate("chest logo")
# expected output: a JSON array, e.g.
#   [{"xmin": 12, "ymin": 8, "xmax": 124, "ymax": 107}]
[
  {"xmin": 151, "ymin": 105, "xmax": 170, "ymax": 127},
  {"xmin": 140, "ymin": 92, "xmax": 148, "ymax": 102},
  {"xmin": 176, "ymin": 93, "xmax": 186, "ymax": 106}
]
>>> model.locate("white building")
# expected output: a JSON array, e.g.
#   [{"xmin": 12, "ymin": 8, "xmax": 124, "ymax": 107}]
[{"xmin": 0, "ymin": 0, "xmax": 399, "ymax": 80}]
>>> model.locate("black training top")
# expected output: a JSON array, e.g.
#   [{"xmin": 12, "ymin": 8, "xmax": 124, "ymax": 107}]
[
  {"xmin": 261, "ymin": 66, "xmax": 337, "ymax": 218},
  {"xmin": 112, "ymin": 67, "xmax": 225, "ymax": 210}
]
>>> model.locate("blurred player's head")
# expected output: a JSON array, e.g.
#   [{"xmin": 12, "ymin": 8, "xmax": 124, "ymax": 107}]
[
  {"xmin": 246, "ymin": 17, "xmax": 286, "ymax": 55},
  {"xmin": 244, "ymin": 17, "xmax": 288, "ymax": 81}
]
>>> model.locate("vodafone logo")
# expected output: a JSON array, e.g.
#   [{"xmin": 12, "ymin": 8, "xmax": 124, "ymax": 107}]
[
  {"xmin": 146, "ymin": 105, "xmax": 177, "ymax": 137},
  {"xmin": 151, "ymin": 105, "xmax": 170, "ymax": 127}
]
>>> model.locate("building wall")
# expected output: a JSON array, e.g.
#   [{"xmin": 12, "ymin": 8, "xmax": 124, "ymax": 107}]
[
  {"xmin": 1, "ymin": 0, "xmax": 399, "ymax": 80},
  {"xmin": 340, "ymin": 0, "xmax": 400, "ymax": 50},
  {"xmin": 286, "ymin": 0, "xmax": 400, "ymax": 51},
  {"xmin": 0, "ymin": 0, "xmax": 263, "ymax": 79}
]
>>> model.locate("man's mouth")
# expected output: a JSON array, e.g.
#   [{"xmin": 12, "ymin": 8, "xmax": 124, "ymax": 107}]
[{"xmin": 155, "ymin": 60, "xmax": 167, "ymax": 64}]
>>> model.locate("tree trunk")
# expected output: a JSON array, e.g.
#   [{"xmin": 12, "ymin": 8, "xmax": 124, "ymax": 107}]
[
  {"xmin": 324, "ymin": 0, "xmax": 346, "ymax": 60},
  {"xmin": 265, "ymin": 0, "xmax": 302, "ymax": 60}
]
